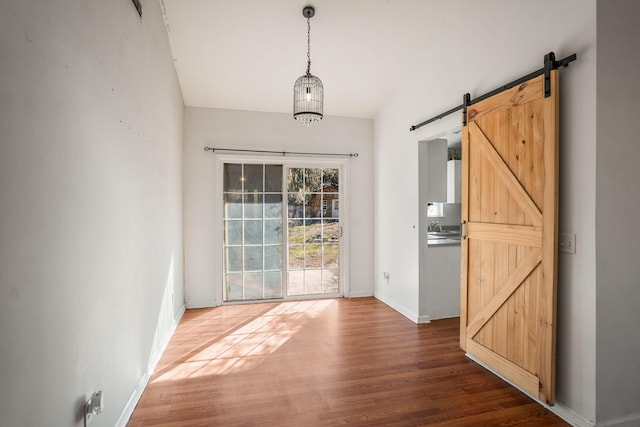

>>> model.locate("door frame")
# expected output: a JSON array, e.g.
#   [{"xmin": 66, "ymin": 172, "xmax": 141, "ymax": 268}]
[{"xmin": 213, "ymin": 153, "xmax": 351, "ymax": 305}]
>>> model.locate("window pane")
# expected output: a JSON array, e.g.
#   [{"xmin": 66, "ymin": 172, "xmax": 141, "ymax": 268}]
[
  {"xmin": 306, "ymin": 195, "xmax": 322, "ymax": 218},
  {"xmin": 288, "ymin": 244, "xmax": 304, "ymax": 269},
  {"xmin": 288, "ymin": 168, "xmax": 304, "ymax": 193},
  {"xmin": 288, "ymin": 193, "xmax": 306, "ymax": 219},
  {"xmin": 264, "ymin": 220, "xmax": 282, "ymax": 244},
  {"xmin": 244, "ymin": 220, "xmax": 263, "ymax": 245},
  {"xmin": 224, "ymin": 164, "xmax": 243, "ymax": 192},
  {"xmin": 322, "ymin": 195, "xmax": 339, "ymax": 219},
  {"xmin": 264, "ymin": 272, "xmax": 283, "ymax": 298},
  {"xmin": 244, "ymin": 272, "xmax": 263, "ymax": 299},
  {"xmin": 323, "ymin": 219, "xmax": 339, "ymax": 243},
  {"xmin": 225, "ymin": 220, "xmax": 242, "ymax": 245},
  {"xmin": 288, "ymin": 271, "xmax": 304, "ymax": 296},
  {"xmin": 288, "ymin": 219, "xmax": 304, "ymax": 244},
  {"xmin": 305, "ymin": 168, "xmax": 322, "ymax": 192},
  {"xmin": 322, "ymin": 168, "xmax": 339, "ymax": 192},
  {"xmin": 226, "ymin": 273, "xmax": 243, "ymax": 300},
  {"xmin": 264, "ymin": 194, "xmax": 282, "ymax": 218},
  {"xmin": 265, "ymin": 165, "xmax": 283, "ymax": 192},
  {"xmin": 323, "ymin": 244, "xmax": 339, "ymax": 268},
  {"xmin": 322, "ymin": 269, "xmax": 339, "ymax": 293},
  {"xmin": 264, "ymin": 245, "xmax": 282, "ymax": 270},
  {"xmin": 225, "ymin": 246, "xmax": 243, "ymax": 272},
  {"xmin": 305, "ymin": 269, "xmax": 322, "ymax": 294},
  {"xmin": 243, "ymin": 194, "xmax": 263, "ymax": 219},
  {"xmin": 305, "ymin": 219, "xmax": 322, "ymax": 243},
  {"xmin": 244, "ymin": 247, "xmax": 263, "ymax": 271},
  {"xmin": 224, "ymin": 193, "xmax": 243, "ymax": 219},
  {"xmin": 305, "ymin": 244, "xmax": 322, "ymax": 268},
  {"xmin": 331, "ymin": 199, "xmax": 340, "ymax": 218},
  {"xmin": 244, "ymin": 164, "xmax": 263, "ymax": 192}
]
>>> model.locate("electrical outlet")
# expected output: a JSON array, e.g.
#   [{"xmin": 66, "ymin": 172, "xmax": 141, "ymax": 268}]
[
  {"xmin": 85, "ymin": 391, "xmax": 103, "ymax": 427},
  {"xmin": 559, "ymin": 233, "xmax": 576, "ymax": 254}
]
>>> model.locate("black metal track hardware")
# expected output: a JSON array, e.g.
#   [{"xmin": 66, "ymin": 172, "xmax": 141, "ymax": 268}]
[
  {"xmin": 462, "ymin": 93, "xmax": 471, "ymax": 127},
  {"xmin": 203, "ymin": 147, "xmax": 358, "ymax": 158},
  {"xmin": 409, "ymin": 51, "xmax": 577, "ymax": 132}
]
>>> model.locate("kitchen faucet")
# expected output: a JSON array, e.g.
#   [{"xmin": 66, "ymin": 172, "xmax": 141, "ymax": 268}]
[{"xmin": 428, "ymin": 221, "xmax": 442, "ymax": 232}]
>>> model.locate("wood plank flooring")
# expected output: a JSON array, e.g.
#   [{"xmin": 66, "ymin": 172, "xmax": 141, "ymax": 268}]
[{"xmin": 127, "ymin": 298, "xmax": 568, "ymax": 426}]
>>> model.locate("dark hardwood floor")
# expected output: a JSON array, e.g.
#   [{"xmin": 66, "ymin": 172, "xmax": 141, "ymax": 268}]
[{"xmin": 127, "ymin": 297, "xmax": 568, "ymax": 426}]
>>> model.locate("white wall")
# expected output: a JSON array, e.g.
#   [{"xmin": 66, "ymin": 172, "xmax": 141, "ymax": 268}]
[
  {"xmin": 596, "ymin": 1, "xmax": 640, "ymax": 425},
  {"xmin": 374, "ymin": 0, "xmax": 596, "ymax": 424},
  {"xmin": 183, "ymin": 107, "xmax": 374, "ymax": 307},
  {"xmin": 0, "ymin": 1, "xmax": 184, "ymax": 426}
]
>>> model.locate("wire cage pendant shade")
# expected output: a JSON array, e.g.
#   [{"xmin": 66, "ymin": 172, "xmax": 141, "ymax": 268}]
[
  {"xmin": 293, "ymin": 74, "xmax": 323, "ymax": 124},
  {"xmin": 293, "ymin": 6, "xmax": 323, "ymax": 124}
]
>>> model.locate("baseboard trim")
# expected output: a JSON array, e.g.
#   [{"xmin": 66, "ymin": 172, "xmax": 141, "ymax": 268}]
[
  {"xmin": 598, "ymin": 411, "xmax": 640, "ymax": 427},
  {"xmin": 417, "ymin": 315, "xmax": 431, "ymax": 324},
  {"xmin": 374, "ymin": 295, "xmax": 419, "ymax": 323},
  {"xmin": 553, "ymin": 402, "xmax": 596, "ymax": 427},
  {"xmin": 466, "ymin": 352, "xmax": 595, "ymax": 427},
  {"xmin": 115, "ymin": 370, "xmax": 151, "ymax": 427},
  {"xmin": 185, "ymin": 299, "xmax": 217, "ymax": 309},
  {"xmin": 116, "ymin": 304, "xmax": 186, "ymax": 427},
  {"xmin": 348, "ymin": 290, "xmax": 374, "ymax": 298}
]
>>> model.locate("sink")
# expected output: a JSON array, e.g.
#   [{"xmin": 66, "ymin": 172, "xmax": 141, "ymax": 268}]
[
  {"xmin": 427, "ymin": 234, "xmax": 448, "ymax": 240},
  {"xmin": 428, "ymin": 230, "xmax": 460, "ymax": 237}
]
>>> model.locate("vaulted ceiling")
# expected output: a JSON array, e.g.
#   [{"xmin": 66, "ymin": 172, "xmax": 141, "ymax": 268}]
[{"xmin": 160, "ymin": 0, "xmax": 435, "ymax": 119}]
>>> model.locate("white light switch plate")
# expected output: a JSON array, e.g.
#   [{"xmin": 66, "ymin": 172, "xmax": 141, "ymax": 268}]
[{"xmin": 559, "ymin": 233, "xmax": 576, "ymax": 254}]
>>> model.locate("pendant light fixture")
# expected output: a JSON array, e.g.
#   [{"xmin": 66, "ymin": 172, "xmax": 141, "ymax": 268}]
[{"xmin": 293, "ymin": 6, "xmax": 323, "ymax": 124}]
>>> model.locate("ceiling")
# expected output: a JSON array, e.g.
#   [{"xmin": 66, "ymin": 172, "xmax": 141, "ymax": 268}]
[{"xmin": 159, "ymin": 0, "xmax": 436, "ymax": 119}]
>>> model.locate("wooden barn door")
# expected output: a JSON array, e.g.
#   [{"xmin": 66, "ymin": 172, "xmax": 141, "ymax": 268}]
[{"xmin": 460, "ymin": 71, "xmax": 559, "ymax": 404}]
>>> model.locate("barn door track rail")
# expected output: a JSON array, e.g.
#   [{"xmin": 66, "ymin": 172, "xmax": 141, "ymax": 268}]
[{"xmin": 409, "ymin": 52, "xmax": 577, "ymax": 132}]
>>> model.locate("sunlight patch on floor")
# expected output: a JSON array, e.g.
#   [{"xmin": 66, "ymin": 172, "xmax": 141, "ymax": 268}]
[{"xmin": 152, "ymin": 299, "xmax": 335, "ymax": 382}]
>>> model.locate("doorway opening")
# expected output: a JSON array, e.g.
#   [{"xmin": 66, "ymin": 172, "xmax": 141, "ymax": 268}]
[{"xmin": 418, "ymin": 129, "xmax": 462, "ymax": 322}]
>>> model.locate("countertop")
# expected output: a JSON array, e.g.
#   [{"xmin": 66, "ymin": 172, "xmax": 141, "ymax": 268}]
[
  {"xmin": 427, "ymin": 238, "xmax": 461, "ymax": 246},
  {"xmin": 427, "ymin": 227, "xmax": 461, "ymax": 247}
]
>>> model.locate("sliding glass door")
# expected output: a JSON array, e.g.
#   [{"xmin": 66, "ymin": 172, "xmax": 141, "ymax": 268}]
[
  {"xmin": 286, "ymin": 167, "xmax": 340, "ymax": 296},
  {"xmin": 222, "ymin": 161, "xmax": 343, "ymax": 302}
]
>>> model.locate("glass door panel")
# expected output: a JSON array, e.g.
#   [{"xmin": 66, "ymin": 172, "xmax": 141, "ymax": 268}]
[
  {"xmin": 223, "ymin": 163, "xmax": 283, "ymax": 302},
  {"xmin": 285, "ymin": 167, "xmax": 340, "ymax": 297}
]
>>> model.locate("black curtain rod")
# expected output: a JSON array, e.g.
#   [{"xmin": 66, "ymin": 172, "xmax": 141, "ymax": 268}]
[
  {"xmin": 204, "ymin": 147, "xmax": 359, "ymax": 158},
  {"xmin": 409, "ymin": 52, "xmax": 577, "ymax": 132}
]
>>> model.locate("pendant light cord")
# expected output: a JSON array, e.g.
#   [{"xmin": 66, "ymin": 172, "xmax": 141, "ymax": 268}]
[{"xmin": 306, "ymin": 16, "xmax": 311, "ymax": 75}]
